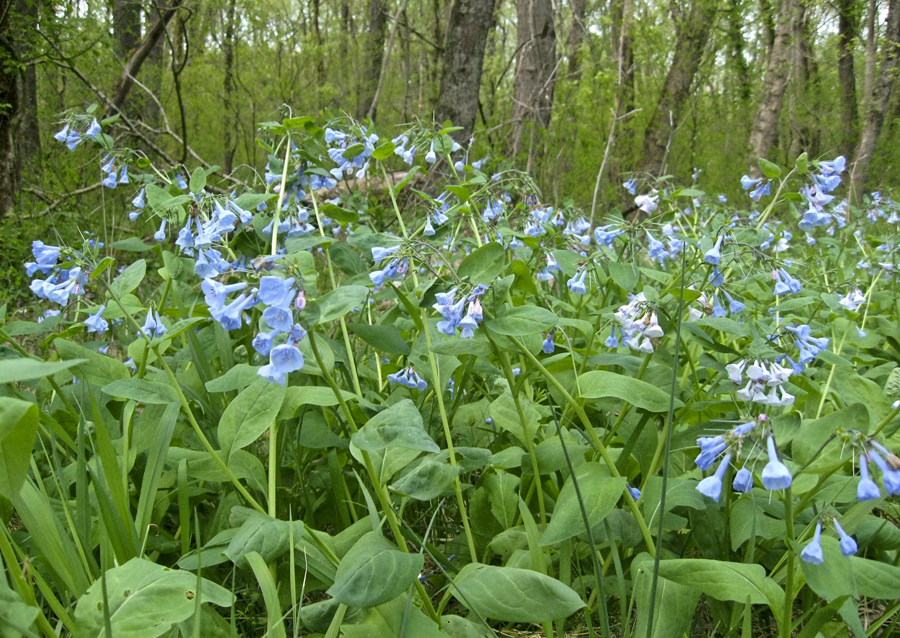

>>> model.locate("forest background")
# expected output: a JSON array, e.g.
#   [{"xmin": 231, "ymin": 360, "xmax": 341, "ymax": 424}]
[{"xmin": 1, "ymin": 0, "xmax": 898, "ymax": 303}]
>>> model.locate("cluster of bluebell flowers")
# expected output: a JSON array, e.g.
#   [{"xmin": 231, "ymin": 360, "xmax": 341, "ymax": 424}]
[
  {"xmin": 800, "ymin": 518, "xmax": 858, "ymax": 564},
  {"xmin": 387, "ymin": 367, "xmax": 427, "ymax": 391},
  {"xmin": 433, "ymin": 285, "xmax": 488, "ymax": 338}
]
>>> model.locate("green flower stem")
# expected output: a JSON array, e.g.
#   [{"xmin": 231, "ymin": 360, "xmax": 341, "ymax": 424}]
[
  {"xmin": 421, "ymin": 314, "xmax": 479, "ymax": 562},
  {"xmin": 307, "ymin": 331, "xmax": 440, "ymax": 621},
  {"xmin": 815, "ymin": 322, "xmax": 851, "ymax": 419},
  {"xmin": 511, "ymin": 335, "xmax": 656, "ymax": 555},
  {"xmin": 154, "ymin": 348, "xmax": 266, "ymax": 515},
  {"xmin": 270, "ymin": 135, "xmax": 292, "ymax": 256},
  {"xmin": 485, "ymin": 329, "xmax": 547, "ymax": 528},
  {"xmin": 307, "ymin": 188, "xmax": 364, "ymax": 399},
  {"xmin": 603, "ymin": 351, "xmax": 653, "ymax": 445},
  {"xmin": 781, "ymin": 487, "xmax": 795, "ymax": 638}
]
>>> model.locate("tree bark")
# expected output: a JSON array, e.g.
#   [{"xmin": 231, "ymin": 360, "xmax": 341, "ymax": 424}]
[
  {"xmin": 726, "ymin": 0, "xmax": 750, "ymax": 101},
  {"xmin": 222, "ymin": 0, "xmax": 237, "ymax": 175},
  {"xmin": 837, "ymin": 0, "xmax": 860, "ymax": 156},
  {"xmin": 0, "ymin": 0, "xmax": 23, "ymax": 216},
  {"xmin": 864, "ymin": 0, "xmax": 876, "ymax": 104},
  {"xmin": 852, "ymin": 0, "xmax": 900, "ymax": 197},
  {"xmin": 16, "ymin": 0, "xmax": 40, "ymax": 165},
  {"xmin": 436, "ymin": 0, "xmax": 496, "ymax": 140},
  {"xmin": 109, "ymin": 0, "xmax": 183, "ymax": 114},
  {"xmin": 567, "ymin": 0, "xmax": 586, "ymax": 80},
  {"xmin": 788, "ymin": 0, "xmax": 819, "ymax": 159},
  {"xmin": 747, "ymin": 0, "xmax": 795, "ymax": 166},
  {"xmin": 510, "ymin": 0, "xmax": 557, "ymax": 157},
  {"xmin": 611, "ymin": 0, "xmax": 634, "ymax": 115},
  {"xmin": 113, "ymin": 0, "xmax": 142, "ymax": 59},
  {"xmin": 357, "ymin": 0, "xmax": 387, "ymax": 120},
  {"xmin": 639, "ymin": 0, "xmax": 717, "ymax": 175}
]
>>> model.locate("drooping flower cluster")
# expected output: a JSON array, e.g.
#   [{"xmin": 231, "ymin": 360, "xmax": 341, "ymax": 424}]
[
  {"xmin": 387, "ymin": 366, "xmax": 427, "ymax": 391},
  {"xmin": 801, "ymin": 518, "xmax": 859, "ymax": 564},
  {"xmin": 798, "ymin": 156, "xmax": 847, "ymax": 230},
  {"xmin": 53, "ymin": 117, "xmax": 102, "ymax": 152},
  {"xmin": 695, "ymin": 417, "xmax": 793, "ymax": 502},
  {"xmin": 740, "ymin": 175, "xmax": 771, "ymax": 201},
  {"xmin": 369, "ymin": 244, "xmax": 410, "ymax": 289},
  {"xmin": 612, "ymin": 293, "xmax": 664, "ymax": 353},
  {"xmin": 27, "ymin": 241, "xmax": 88, "ymax": 306},
  {"xmin": 170, "ymin": 196, "xmax": 254, "ymax": 279},
  {"xmin": 784, "ymin": 324, "xmax": 830, "ymax": 365},
  {"xmin": 433, "ymin": 285, "xmax": 488, "ymax": 338},
  {"xmin": 726, "ymin": 359, "xmax": 795, "ymax": 407}
]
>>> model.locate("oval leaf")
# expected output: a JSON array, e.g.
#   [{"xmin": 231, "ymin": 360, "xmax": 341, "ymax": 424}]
[
  {"xmin": 579, "ymin": 370, "xmax": 683, "ymax": 412},
  {"xmin": 217, "ymin": 378, "xmax": 286, "ymax": 460}
]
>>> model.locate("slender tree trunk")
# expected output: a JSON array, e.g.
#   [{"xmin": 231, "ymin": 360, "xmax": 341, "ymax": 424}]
[
  {"xmin": 759, "ymin": 0, "xmax": 777, "ymax": 58},
  {"xmin": 0, "ymin": 0, "xmax": 23, "ymax": 216},
  {"xmin": 567, "ymin": 0, "xmax": 586, "ymax": 80},
  {"xmin": 222, "ymin": 0, "xmax": 237, "ymax": 175},
  {"xmin": 110, "ymin": 0, "xmax": 183, "ymax": 113},
  {"xmin": 16, "ymin": 0, "xmax": 40, "ymax": 165},
  {"xmin": 510, "ymin": 0, "xmax": 557, "ymax": 157},
  {"xmin": 311, "ymin": 0, "xmax": 325, "ymax": 106},
  {"xmin": 357, "ymin": 0, "xmax": 387, "ymax": 119},
  {"xmin": 747, "ymin": 0, "xmax": 795, "ymax": 166},
  {"xmin": 436, "ymin": 0, "xmax": 496, "ymax": 140},
  {"xmin": 864, "ymin": 0, "xmax": 876, "ymax": 104},
  {"xmin": 640, "ymin": 0, "xmax": 717, "ymax": 175},
  {"xmin": 789, "ymin": 0, "xmax": 819, "ymax": 159},
  {"xmin": 726, "ymin": 0, "xmax": 751, "ymax": 101},
  {"xmin": 852, "ymin": 0, "xmax": 900, "ymax": 197},
  {"xmin": 837, "ymin": 0, "xmax": 860, "ymax": 156},
  {"xmin": 113, "ymin": 0, "xmax": 142, "ymax": 59},
  {"xmin": 611, "ymin": 0, "xmax": 635, "ymax": 181}
]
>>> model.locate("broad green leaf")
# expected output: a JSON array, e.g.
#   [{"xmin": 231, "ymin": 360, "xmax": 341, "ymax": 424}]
[
  {"xmin": 800, "ymin": 537, "xmax": 857, "ymax": 602},
  {"xmin": 320, "ymin": 202, "xmax": 358, "ymax": 224},
  {"xmin": 656, "ymin": 559, "xmax": 783, "ymax": 614},
  {"xmin": 632, "ymin": 553, "xmax": 701, "ymax": 638},
  {"xmin": 485, "ymin": 305, "xmax": 557, "ymax": 337},
  {"xmin": 391, "ymin": 459, "xmax": 459, "ymax": 500},
  {"xmin": 102, "ymin": 378, "xmax": 178, "ymax": 405},
  {"xmin": 225, "ymin": 513, "xmax": 304, "ymax": 568},
  {"xmin": 795, "ymin": 152, "xmax": 808, "ymax": 174},
  {"xmin": 347, "ymin": 322, "xmax": 410, "ymax": 355},
  {"xmin": 341, "ymin": 143, "xmax": 365, "ymax": 159},
  {"xmin": 579, "ymin": 370, "xmax": 683, "ymax": 412},
  {"xmin": 0, "ymin": 357, "xmax": 86, "ymax": 385},
  {"xmin": 371, "ymin": 141, "xmax": 396, "ymax": 160},
  {"xmin": 489, "ymin": 391, "xmax": 540, "ymax": 444},
  {"xmin": 327, "ymin": 532, "xmax": 423, "ymax": 608},
  {"xmin": 850, "ymin": 556, "xmax": 900, "ymax": 599},
  {"xmin": 339, "ymin": 596, "xmax": 443, "ymax": 638},
  {"xmin": 0, "ymin": 398, "xmax": 39, "ymax": 498},
  {"xmin": 217, "ymin": 378, "xmax": 286, "ymax": 460},
  {"xmin": 758, "ymin": 157, "xmax": 782, "ymax": 178},
  {"xmin": 450, "ymin": 563, "xmax": 585, "ymax": 622},
  {"xmin": 608, "ymin": 261, "xmax": 640, "ymax": 291},
  {"xmin": 484, "ymin": 471, "xmax": 521, "ymax": 529},
  {"xmin": 792, "ymin": 403, "xmax": 869, "ymax": 470},
  {"xmin": 205, "ymin": 364, "xmax": 260, "ymax": 393},
  {"xmin": 73, "ymin": 557, "xmax": 233, "ymax": 638},
  {"xmin": 189, "ymin": 166, "xmax": 206, "ymax": 193},
  {"xmin": 351, "ymin": 399, "xmax": 438, "ymax": 452},
  {"xmin": 55, "ymin": 339, "xmax": 129, "ymax": 386},
  {"xmin": 439, "ymin": 615, "xmax": 495, "ymax": 638},
  {"xmin": 108, "ymin": 259, "xmax": 146, "ymax": 298},
  {"xmin": 281, "ymin": 385, "xmax": 357, "ymax": 419},
  {"xmin": 540, "ymin": 463, "xmax": 625, "ymax": 545},
  {"xmin": 315, "ymin": 285, "xmax": 368, "ymax": 324},
  {"xmin": 0, "ymin": 580, "xmax": 39, "ymax": 638},
  {"xmin": 458, "ymin": 242, "xmax": 505, "ymax": 284}
]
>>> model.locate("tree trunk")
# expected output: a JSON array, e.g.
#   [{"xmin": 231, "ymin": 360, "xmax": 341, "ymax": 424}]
[
  {"xmin": 611, "ymin": 0, "xmax": 634, "ymax": 115},
  {"xmin": 639, "ymin": 0, "xmax": 717, "ymax": 175},
  {"xmin": 567, "ymin": 0, "xmax": 586, "ymax": 80},
  {"xmin": 852, "ymin": 0, "xmax": 900, "ymax": 197},
  {"xmin": 837, "ymin": 0, "xmax": 860, "ymax": 156},
  {"xmin": 510, "ymin": 0, "xmax": 557, "ymax": 157},
  {"xmin": 726, "ymin": 0, "xmax": 750, "ymax": 101},
  {"xmin": 110, "ymin": 0, "xmax": 183, "ymax": 114},
  {"xmin": 436, "ymin": 0, "xmax": 496, "ymax": 140},
  {"xmin": 357, "ymin": 0, "xmax": 387, "ymax": 120},
  {"xmin": 222, "ymin": 0, "xmax": 237, "ymax": 175},
  {"xmin": 0, "ymin": 0, "xmax": 22, "ymax": 217},
  {"xmin": 864, "ymin": 0, "xmax": 876, "ymax": 104},
  {"xmin": 788, "ymin": 0, "xmax": 819, "ymax": 159},
  {"xmin": 16, "ymin": 0, "xmax": 40, "ymax": 165},
  {"xmin": 113, "ymin": 0, "xmax": 142, "ymax": 59},
  {"xmin": 747, "ymin": 0, "xmax": 795, "ymax": 166}
]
